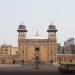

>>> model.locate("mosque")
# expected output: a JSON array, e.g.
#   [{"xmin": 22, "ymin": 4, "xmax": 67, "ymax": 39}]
[
  {"xmin": 0, "ymin": 22, "xmax": 75, "ymax": 64},
  {"xmin": 17, "ymin": 22, "xmax": 58, "ymax": 63}
]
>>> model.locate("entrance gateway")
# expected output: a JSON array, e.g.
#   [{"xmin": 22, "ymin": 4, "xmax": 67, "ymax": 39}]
[{"xmin": 17, "ymin": 22, "xmax": 58, "ymax": 64}]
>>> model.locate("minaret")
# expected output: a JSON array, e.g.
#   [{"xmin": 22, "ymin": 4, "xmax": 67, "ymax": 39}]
[
  {"xmin": 47, "ymin": 22, "xmax": 58, "ymax": 63},
  {"xmin": 17, "ymin": 22, "xmax": 28, "ymax": 63}
]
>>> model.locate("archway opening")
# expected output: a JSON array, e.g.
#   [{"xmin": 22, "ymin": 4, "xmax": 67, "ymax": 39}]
[
  {"xmin": 35, "ymin": 47, "xmax": 40, "ymax": 61},
  {"xmin": 35, "ymin": 47, "xmax": 39, "ymax": 52}
]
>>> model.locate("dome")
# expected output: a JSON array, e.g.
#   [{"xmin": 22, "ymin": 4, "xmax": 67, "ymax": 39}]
[
  {"xmin": 17, "ymin": 22, "xmax": 28, "ymax": 32},
  {"xmin": 47, "ymin": 22, "xmax": 57, "ymax": 32},
  {"xmin": 19, "ymin": 25, "xmax": 26, "ymax": 29},
  {"xmin": 49, "ymin": 25, "xmax": 56, "ymax": 29}
]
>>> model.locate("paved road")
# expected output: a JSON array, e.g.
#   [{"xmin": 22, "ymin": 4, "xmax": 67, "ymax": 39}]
[{"xmin": 0, "ymin": 64, "xmax": 74, "ymax": 75}]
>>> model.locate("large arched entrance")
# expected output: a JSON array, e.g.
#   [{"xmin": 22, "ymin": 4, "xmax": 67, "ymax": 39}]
[
  {"xmin": 35, "ymin": 47, "xmax": 40, "ymax": 57},
  {"xmin": 35, "ymin": 47, "xmax": 41, "ymax": 62},
  {"xmin": 34, "ymin": 47, "xmax": 40, "ymax": 68},
  {"xmin": 35, "ymin": 47, "xmax": 39, "ymax": 54}
]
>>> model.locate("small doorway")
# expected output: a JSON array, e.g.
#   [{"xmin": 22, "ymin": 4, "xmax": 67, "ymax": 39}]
[
  {"xmin": 13, "ymin": 60, "xmax": 16, "ymax": 64},
  {"xmin": 21, "ymin": 60, "xmax": 24, "ymax": 63},
  {"xmin": 50, "ymin": 60, "xmax": 53, "ymax": 63},
  {"xmin": 2, "ymin": 60, "xmax": 5, "ymax": 64}
]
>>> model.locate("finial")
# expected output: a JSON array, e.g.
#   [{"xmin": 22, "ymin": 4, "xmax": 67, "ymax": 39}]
[
  {"xmin": 21, "ymin": 20, "xmax": 24, "ymax": 25},
  {"xmin": 36, "ymin": 28, "xmax": 39, "ymax": 36},
  {"xmin": 51, "ymin": 20, "xmax": 53, "ymax": 25}
]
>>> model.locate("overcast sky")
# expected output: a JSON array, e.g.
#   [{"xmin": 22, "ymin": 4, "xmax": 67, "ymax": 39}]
[{"xmin": 0, "ymin": 0, "xmax": 75, "ymax": 46}]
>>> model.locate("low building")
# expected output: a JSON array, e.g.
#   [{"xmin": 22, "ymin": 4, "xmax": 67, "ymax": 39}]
[
  {"xmin": 64, "ymin": 38, "xmax": 75, "ymax": 54},
  {"xmin": 0, "ymin": 44, "xmax": 18, "ymax": 55},
  {"xmin": 57, "ymin": 54, "xmax": 75, "ymax": 64},
  {"xmin": 0, "ymin": 44, "xmax": 19, "ymax": 64}
]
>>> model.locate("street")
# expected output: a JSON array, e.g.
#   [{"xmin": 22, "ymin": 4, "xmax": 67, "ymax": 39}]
[{"xmin": 0, "ymin": 64, "xmax": 74, "ymax": 75}]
